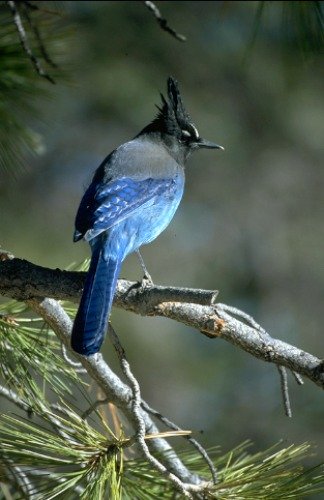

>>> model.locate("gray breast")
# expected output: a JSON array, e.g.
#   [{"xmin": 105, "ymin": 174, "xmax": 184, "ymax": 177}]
[{"xmin": 105, "ymin": 137, "xmax": 184, "ymax": 181}]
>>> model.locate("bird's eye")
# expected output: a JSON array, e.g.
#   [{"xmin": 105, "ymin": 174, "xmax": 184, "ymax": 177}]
[{"xmin": 181, "ymin": 129, "xmax": 191, "ymax": 138}]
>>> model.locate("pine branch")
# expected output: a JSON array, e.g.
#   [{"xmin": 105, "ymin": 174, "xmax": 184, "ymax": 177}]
[
  {"xmin": 27, "ymin": 296, "xmax": 201, "ymax": 487},
  {"xmin": 0, "ymin": 255, "xmax": 323, "ymax": 497},
  {"xmin": 108, "ymin": 323, "xmax": 211, "ymax": 498},
  {"xmin": 0, "ymin": 255, "xmax": 323, "ymax": 391}
]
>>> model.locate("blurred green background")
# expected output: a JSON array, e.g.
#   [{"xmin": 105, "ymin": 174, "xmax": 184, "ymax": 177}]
[{"xmin": 0, "ymin": 1, "xmax": 323, "ymax": 460}]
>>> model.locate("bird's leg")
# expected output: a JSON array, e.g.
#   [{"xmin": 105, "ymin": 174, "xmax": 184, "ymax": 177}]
[{"xmin": 136, "ymin": 250, "xmax": 154, "ymax": 286}]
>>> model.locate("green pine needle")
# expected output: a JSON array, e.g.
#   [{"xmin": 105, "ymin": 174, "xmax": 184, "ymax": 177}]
[
  {"xmin": 0, "ymin": 406, "xmax": 323, "ymax": 499},
  {"xmin": 0, "ymin": 300, "xmax": 85, "ymax": 406},
  {"xmin": 0, "ymin": 403, "xmax": 125, "ymax": 499},
  {"xmin": 123, "ymin": 442, "xmax": 324, "ymax": 499}
]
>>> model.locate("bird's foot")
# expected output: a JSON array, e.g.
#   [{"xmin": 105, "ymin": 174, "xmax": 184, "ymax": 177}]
[
  {"xmin": 139, "ymin": 271, "xmax": 154, "ymax": 289},
  {"xmin": 136, "ymin": 250, "xmax": 154, "ymax": 288}
]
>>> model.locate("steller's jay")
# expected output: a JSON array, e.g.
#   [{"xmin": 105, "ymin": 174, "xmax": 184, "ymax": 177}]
[{"xmin": 71, "ymin": 77, "xmax": 223, "ymax": 355}]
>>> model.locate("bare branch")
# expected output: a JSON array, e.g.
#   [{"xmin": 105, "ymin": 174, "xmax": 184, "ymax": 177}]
[
  {"xmin": 6, "ymin": 0, "xmax": 55, "ymax": 83},
  {"xmin": 81, "ymin": 396, "xmax": 110, "ymax": 420},
  {"xmin": 293, "ymin": 371, "xmax": 304, "ymax": 385},
  {"xmin": 0, "ymin": 256, "xmax": 323, "ymax": 390},
  {"xmin": 22, "ymin": 1, "xmax": 58, "ymax": 68},
  {"xmin": 277, "ymin": 365, "xmax": 292, "ymax": 418},
  {"xmin": 141, "ymin": 400, "xmax": 218, "ymax": 485},
  {"xmin": 214, "ymin": 304, "xmax": 323, "ymax": 389},
  {"xmin": 61, "ymin": 343, "xmax": 87, "ymax": 373},
  {"xmin": 144, "ymin": 1, "xmax": 186, "ymax": 42}
]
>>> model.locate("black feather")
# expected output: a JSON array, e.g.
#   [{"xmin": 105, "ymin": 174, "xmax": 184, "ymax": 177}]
[{"xmin": 139, "ymin": 76, "xmax": 193, "ymax": 137}]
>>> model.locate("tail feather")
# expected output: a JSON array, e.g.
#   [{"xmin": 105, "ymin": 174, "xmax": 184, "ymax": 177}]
[{"xmin": 71, "ymin": 244, "xmax": 122, "ymax": 355}]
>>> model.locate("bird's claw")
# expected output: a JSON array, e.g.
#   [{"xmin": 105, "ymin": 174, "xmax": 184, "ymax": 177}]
[{"xmin": 140, "ymin": 272, "xmax": 154, "ymax": 289}]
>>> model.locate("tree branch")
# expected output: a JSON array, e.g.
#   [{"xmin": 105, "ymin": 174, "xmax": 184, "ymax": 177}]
[
  {"xmin": 27, "ymin": 297, "xmax": 201, "ymax": 487},
  {"xmin": 144, "ymin": 1, "xmax": 186, "ymax": 42},
  {"xmin": 0, "ymin": 256, "xmax": 323, "ymax": 390},
  {"xmin": 108, "ymin": 324, "xmax": 198, "ymax": 498},
  {"xmin": 7, "ymin": 0, "xmax": 55, "ymax": 83}
]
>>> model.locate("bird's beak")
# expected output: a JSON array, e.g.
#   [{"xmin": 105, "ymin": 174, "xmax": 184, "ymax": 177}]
[{"xmin": 196, "ymin": 138, "xmax": 224, "ymax": 150}]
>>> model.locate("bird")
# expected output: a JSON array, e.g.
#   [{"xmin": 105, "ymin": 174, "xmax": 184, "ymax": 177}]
[{"xmin": 71, "ymin": 77, "xmax": 223, "ymax": 356}]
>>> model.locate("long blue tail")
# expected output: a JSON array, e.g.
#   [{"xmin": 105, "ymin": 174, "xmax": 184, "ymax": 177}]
[{"xmin": 71, "ymin": 242, "xmax": 122, "ymax": 355}]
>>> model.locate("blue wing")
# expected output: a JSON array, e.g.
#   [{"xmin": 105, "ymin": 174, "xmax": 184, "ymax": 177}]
[{"xmin": 74, "ymin": 177, "xmax": 177, "ymax": 242}]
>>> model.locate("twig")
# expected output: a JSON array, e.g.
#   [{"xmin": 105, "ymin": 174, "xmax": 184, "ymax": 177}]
[
  {"xmin": 108, "ymin": 324, "xmax": 194, "ymax": 498},
  {"xmin": 81, "ymin": 397, "xmax": 109, "ymax": 420},
  {"xmin": 141, "ymin": 400, "xmax": 218, "ymax": 485},
  {"xmin": 22, "ymin": 1, "xmax": 58, "ymax": 68},
  {"xmin": 216, "ymin": 301, "xmax": 294, "ymax": 422},
  {"xmin": 292, "ymin": 371, "xmax": 304, "ymax": 385},
  {"xmin": 136, "ymin": 249, "xmax": 154, "ymax": 283},
  {"xmin": 277, "ymin": 365, "xmax": 292, "ymax": 418},
  {"xmin": 6, "ymin": 0, "xmax": 55, "ymax": 83},
  {"xmin": 61, "ymin": 343, "xmax": 87, "ymax": 373},
  {"xmin": 216, "ymin": 303, "xmax": 268, "ymax": 335},
  {"xmin": 144, "ymin": 1, "xmax": 186, "ymax": 42}
]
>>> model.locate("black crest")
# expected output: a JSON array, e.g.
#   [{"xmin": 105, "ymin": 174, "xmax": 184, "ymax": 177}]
[
  {"xmin": 139, "ymin": 77, "xmax": 193, "ymax": 137},
  {"xmin": 157, "ymin": 77, "xmax": 191, "ymax": 130}
]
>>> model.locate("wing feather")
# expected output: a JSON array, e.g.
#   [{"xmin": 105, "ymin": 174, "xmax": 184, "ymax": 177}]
[{"xmin": 74, "ymin": 177, "xmax": 176, "ymax": 242}]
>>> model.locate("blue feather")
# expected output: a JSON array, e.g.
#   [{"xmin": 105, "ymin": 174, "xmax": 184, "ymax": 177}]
[{"xmin": 71, "ymin": 236, "xmax": 122, "ymax": 355}]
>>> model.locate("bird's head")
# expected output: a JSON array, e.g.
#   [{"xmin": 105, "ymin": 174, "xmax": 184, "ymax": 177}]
[{"xmin": 140, "ymin": 77, "xmax": 223, "ymax": 163}]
